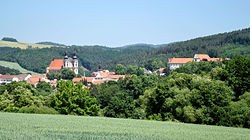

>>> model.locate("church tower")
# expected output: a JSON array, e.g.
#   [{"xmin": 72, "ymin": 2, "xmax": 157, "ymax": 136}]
[
  {"xmin": 63, "ymin": 51, "xmax": 78, "ymax": 74},
  {"xmin": 73, "ymin": 52, "xmax": 78, "ymax": 74},
  {"xmin": 63, "ymin": 51, "xmax": 70, "ymax": 67}
]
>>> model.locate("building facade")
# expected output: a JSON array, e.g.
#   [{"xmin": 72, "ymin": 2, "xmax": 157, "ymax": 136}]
[
  {"xmin": 0, "ymin": 74, "xmax": 31, "ymax": 84},
  {"xmin": 167, "ymin": 54, "xmax": 228, "ymax": 70}
]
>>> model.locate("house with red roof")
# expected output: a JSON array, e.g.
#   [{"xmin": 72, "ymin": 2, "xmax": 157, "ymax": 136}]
[
  {"xmin": 26, "ymin": 75, "xmax": 50, "ymax": 87},
  {"xmin": 0, "ymin": 74, "xmax": 31, "ymax": 84},
  {"xmin": 154, "ymin": 68, "xmax": 167, "ymax": 76},
  {"xmin": 46, "ymin": 52, "xmax": 79, "ymax": 74},
  {"xmin": 168, "ymin": 54, "xmax": 229, "ymax": 70}
]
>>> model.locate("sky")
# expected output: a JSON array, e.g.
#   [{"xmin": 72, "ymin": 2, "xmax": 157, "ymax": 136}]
[{"xmin": 1, "ymin": 0, "xmax": 250, "ymax": 47}]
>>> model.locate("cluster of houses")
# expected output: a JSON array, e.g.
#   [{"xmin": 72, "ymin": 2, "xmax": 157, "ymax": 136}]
[
  {"xmin": 73, "ymin": 69, "xmax": 125, "ymax": 86},
  {"xmin": 0, "ymin": 53, "xmax": 228, "ymax": 87},
  {"xmin": 0, "ymin": 53, "xmax": 125, "ymax": 87}
]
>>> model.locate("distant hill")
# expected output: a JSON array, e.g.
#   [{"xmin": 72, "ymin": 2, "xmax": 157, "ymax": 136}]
[
  {"xmin": 0, "ymin": 44, "xmax": 155, "ymax": 73},
  {"xmin": 0, "ymin": 27, "xmax": 249, "ymax": 73},
  {"xmin": 1, "ymin": 37, "xmax": 18, "ymax": 42},
  {"xmin": 103, "ymin": 28, "xmax": 250, "ymax": 68},
  {"xmin": 0, "ymin": 40, "xmax": 60, "ymax": 49},
  {"xmin": 36, "ymin": 41, "xmax": 66, "ymax": 46},
  {"xmin": 120, "ymin": 43, "xmax": 170, "ymax": 49}
]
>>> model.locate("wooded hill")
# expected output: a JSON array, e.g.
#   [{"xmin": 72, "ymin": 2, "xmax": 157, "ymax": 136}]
[
  {"xmin": 0, "ymin": 28, "xmax": 249, "ymax": 74},
  {"xmin": 103, "ymin": 28, "xmax": 250, "ymax": 70},
  {"xmin": 0, "ymin": 45, "xmax": 154, "ymax": 73}
]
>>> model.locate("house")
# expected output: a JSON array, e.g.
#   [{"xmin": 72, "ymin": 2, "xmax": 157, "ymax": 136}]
[
  {"xmin": 143, "ymin": 68, "xmax": 152, "ymax": 75},
  {"xmin": 167, "ymin": 54, "xmax": 229, "ymax": 70},
  {"xmin": 92, "ymin": 69, "xmax": 115, "ymax": 78},
  {"xmin": 0, "ymin": 74, "xmax": 31, "ymax": 84},
  {"xmin": 0, "ymin": 75, "xmax": 19, "ymax": 84},
  {"xmin": 46, "ymin": 52, "xmax": 78, "ymax": 74},
  {"xmin": 154, "ymin": 68, "xmax": 166, "ymax": 76},
  {"xmin": 26, "ymin": 75, "xmax": 50, "ymax": 87},
  {"xmin": 167, "ymin": 58, "xmax": 194, "ymax": 69}
]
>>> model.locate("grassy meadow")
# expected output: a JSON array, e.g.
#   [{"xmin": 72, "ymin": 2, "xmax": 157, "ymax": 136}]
[
  {"xmin": 0, "ymin": 40, "xmax": 62, "ymax": 49},
  {"xmin": 0, "ymin": 112, "xmax": 249, "ymax": 140},
  {"xmin": 0, "ymin": 61, "xmax": 40, "ymax": 75}
]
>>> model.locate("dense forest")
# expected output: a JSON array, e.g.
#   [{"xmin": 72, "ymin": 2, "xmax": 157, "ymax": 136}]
[
  {"xmin": 0, "ymin": 56, "xmax": 249, "ymax": 128},
  {"xmin": 103, "ymin": 28, "xmax": 250, "ymax": 70},
  {"xmin": 0, "ymin": 65, "xmax": 21, "ymax": 75},
  {"xmin": 0, "ymin": 45, "xmax": 154, "ymax": 74},
  {"xmin": 0, "ymin": 28, "xmax": 249, "ymax": 74}
]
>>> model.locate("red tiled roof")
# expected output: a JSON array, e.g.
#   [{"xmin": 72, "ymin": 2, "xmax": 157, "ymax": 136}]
[
  {"xmin": 73, "ymin": 78, "xmax": 84, "ymax": 82},
  {"xmin": 101, "ymin": 72, "xmax": 109, "ymax": 78},
  {"xmin": 92, "ymin": 81, "xmax": 105, "ymax": 85},
  {"xmin": 26, "ymin": 75, "xmax": 44, "ymax": 86},
  {"xmin": 108, "ymin": 75, "xmax": 125, "ymax": 79},
  {"xmin": 30, "ymin": 75, "xmax": 42, "ymax": 79},
  {"xmin": 27, "ymin": 77, "xmax": 39, "ymax": 85},
  {"xmin": 155, "ymin": 68, "xmax": 166, "ymax": 72},
  {"xmin": 0, "ymin": 75, "xmax": 16, "ymax": 79},
  {"xmin": 168, "ymin": 58, "xmax": 194, "ymax": 64},
  {"xmin": 109, "ymin": 72, "xmax": 115, "ymax": 75},
  {"xmin": 85, "ymin": 77, "xmax": 94, "ymax": 83},
  {"xmin": 48, "ymin": 59, "xmax": 64, "ymax": 70},
  {"xmin": 196, "ymin": 54, "xmax": 210, "ymax": 60},
  {"xmin": 92, "ymin": 71, "xmax": 115, "ymax": 78},
  {"xmin": 207, "ymin": 58, "xmax": 228, "ymax": 61}
]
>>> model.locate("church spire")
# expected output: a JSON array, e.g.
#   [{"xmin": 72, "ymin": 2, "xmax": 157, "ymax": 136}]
[
  {"xmin": 64, "ymin": 51, "xmax": 68, "ymax": 59},
  {"xmin": 73, "ymin": 50, "xmax": 77, "ymax": 59}
]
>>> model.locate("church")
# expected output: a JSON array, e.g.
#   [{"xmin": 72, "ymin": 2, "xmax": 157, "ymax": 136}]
[{"xmin": 46, "ymin": 52, "xmax": 78, "ymax": 74}]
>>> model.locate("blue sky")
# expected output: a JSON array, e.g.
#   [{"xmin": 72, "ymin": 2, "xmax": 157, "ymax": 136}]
[{"xmin": 1, "ymin": 0, "xmax": 250, "ymax": 47}]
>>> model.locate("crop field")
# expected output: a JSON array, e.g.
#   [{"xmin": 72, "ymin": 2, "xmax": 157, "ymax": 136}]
[
  {"xmin": 0, "ymin": 61, "xmax": 40, "ymax": 75},
  {"xmin": 0, "ymin": 40, "xmax": 62, "ymax": 49},
  {"xmin": 0, "ymin": 112, "xmax": 249, "ymax": 140}
]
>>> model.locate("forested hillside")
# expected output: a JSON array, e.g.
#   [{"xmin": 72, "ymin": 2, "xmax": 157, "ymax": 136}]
[
  {"xmin": 0, "ymin": 28, "xmax": 249, "ymax": 73},
  {"xmin": 0, "ymin": 65, "xmax": 21, "ymax": 75},
  {"xmin": 103, "ymin": 28, "xmax": 250, "ymax": 70},
  {"xmin": 0, "ymin": 45, "xmax": 154, "ymax": 73}
]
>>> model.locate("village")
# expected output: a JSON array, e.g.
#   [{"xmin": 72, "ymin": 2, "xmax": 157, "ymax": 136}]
[
  {"xmin": 1, "ymin": 1, "xmax": 249, "ymax": 138},
  {"xmin": 0, "ymin": 53, "xmax": 227, "ymax": 87}
]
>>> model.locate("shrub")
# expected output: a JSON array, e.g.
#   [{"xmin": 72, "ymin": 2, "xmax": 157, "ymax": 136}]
[{"xmin": 19, "ymin": 105, "xmax": 59, "ymax": 114}]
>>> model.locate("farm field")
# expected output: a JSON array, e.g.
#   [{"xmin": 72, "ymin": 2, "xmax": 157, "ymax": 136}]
[
  {"xmin": 0, "ymin": 61, "xmax": 40, "ymax": 75},
  {"xmin": 0, "ymin": 40, "xmax": 62, "ymax": 49},
  {"xmin": 0, "ymin": 112, "xmax": 249, "ymax": 140}
]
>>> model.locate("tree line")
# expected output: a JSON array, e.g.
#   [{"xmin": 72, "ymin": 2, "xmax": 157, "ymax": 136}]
[{"xmin": 0, "ymin": 65, "xmax": 21, "ymax": 75}]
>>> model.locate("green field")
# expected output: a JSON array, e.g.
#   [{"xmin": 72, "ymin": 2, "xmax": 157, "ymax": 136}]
[
  {"xmin": 0, "ymin": 40, "xmax": 62, "ymax": 49},
  {"xmin": 0, "ymin": 112, "xmax": 249, "ymax": 140},
  {"xmin": 0, "ymin": 61, "xmax": 40, "ymax": 75}
]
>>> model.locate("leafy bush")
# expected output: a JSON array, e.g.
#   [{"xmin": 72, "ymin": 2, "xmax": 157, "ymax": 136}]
[
  {"xmin": 49, "ymin": 80, "xmax": 100, "ymax": 116},
  {"xmin": 19, "ymin": 105, "xmax": 59, "ymax": 114}
]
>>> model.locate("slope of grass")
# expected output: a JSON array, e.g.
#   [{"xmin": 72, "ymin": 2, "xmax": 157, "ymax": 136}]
[
  {"xmin": 0, "ymin": 112, "xmax": 249, "ymax": 140},
  {"xmin": 0, "ymin": 61, "xmax": 40, "ymax": 75},
  {"xmin": 0, "ymin": 40, "xmax": 63, "ymax": 49}
]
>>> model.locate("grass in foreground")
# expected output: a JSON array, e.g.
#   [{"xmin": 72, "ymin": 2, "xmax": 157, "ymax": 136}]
[
  {"xmin": 0, "ymin": 61, "xmax": 40, "ymax": 75},
  {"xmin": 0, "ymin": 112, "xmax": 249, "ymax": 140}
]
